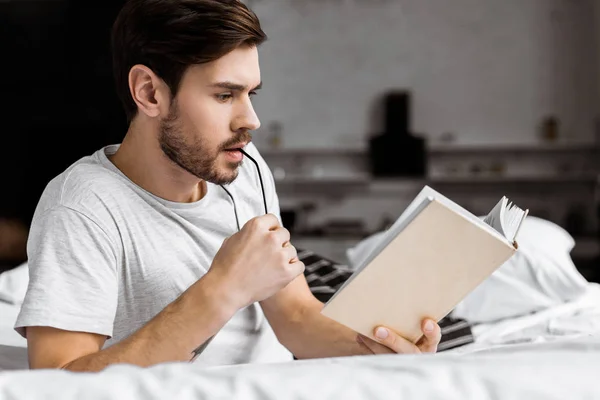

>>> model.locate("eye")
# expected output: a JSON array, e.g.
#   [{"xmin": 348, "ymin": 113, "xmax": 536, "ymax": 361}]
[
  {"xmin": 249, "ymin": 91, "xmax": 258, "ymax": 98},
  {"xmin": 216, "ymin": 93, "xmax": 233, "ymax": 102}
]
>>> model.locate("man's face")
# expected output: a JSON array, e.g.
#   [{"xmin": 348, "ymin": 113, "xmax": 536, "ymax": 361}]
[{"xmin": 158, "ymin": 46, "xmax": 262, "ymax": 185}]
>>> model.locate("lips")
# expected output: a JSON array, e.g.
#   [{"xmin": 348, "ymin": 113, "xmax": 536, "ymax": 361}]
[{"xmin": 224, "ymin": 142, "xmax": 249, "ymax": 151}]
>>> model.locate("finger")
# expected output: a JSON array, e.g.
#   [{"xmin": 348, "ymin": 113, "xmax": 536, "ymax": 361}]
[
  {"xmin": 283, "ymin": 243, "xmax": 298, "ymax": 263},
  {"xmin": 416, "ymin": 319, "xmax": 441, "ymax": 353},
  {"xmin": 263, "ymin": 213, "xmax": 282, "ymax": 231},
  {"xmin": 270, "ymin": 227, "xmax": 291, "ymax": 248},
  {"xmin": 289, "ymin": 260, "xmax": 305, "ymax": 277},
  {"xmin": 372, "ymin": 327, "xmax": 421, "ymax": 354},
  {"xmin": 243, "ymin": 214, "xmax": 279, "ymax": 235},
  {"xmin": 357, "ymin": 334, "xmax": 395, "ymax": 355},
  {"xmin": 253, "ymin": 214, "xmax": 281, "ymax": 232}
]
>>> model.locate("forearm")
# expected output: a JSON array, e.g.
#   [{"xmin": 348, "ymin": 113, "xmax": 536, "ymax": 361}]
[
  {"xmin": 63, "ymin": 272, "xmax": 238, "ymax": 372},
  {"xmin": 276, "ymin": 300, "xmax": 371, "ymax": 359}
]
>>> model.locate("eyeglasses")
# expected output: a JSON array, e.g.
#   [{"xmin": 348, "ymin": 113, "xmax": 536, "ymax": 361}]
[
  {"xmin": 191, "ymin": 147, "xmax": 268, "ymax": 361},
  {"xmin": 240, "ymin": 148, "xmax": 268, "ymax": 216},
  {"xmin": 218, "ymin": 148, "xmax": 268, "ymax": 231}
]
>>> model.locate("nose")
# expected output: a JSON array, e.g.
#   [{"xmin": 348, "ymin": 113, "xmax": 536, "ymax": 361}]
[{"xmin": 232, "ymin": 98, "xmax": 261, "ymax": 132}]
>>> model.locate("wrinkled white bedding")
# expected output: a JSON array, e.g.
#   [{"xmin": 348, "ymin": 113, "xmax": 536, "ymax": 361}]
[
  {"xmin": 0, "ymin": 303, "xmax": 26, "ymax": 348},
  {"xmin": 1, "ymin": 215, "xmax": 599, "ymax": 399},
  {"xmin": 451, "ymin": 282, "xmax": 600, "ymax": 354},
  {"xmin": 1, "ymin": 337, "xmax": 599, "ymax": 400},
  {"xmin": 2, "ymin": 285, "xmax": 600, "ymax": 399}
]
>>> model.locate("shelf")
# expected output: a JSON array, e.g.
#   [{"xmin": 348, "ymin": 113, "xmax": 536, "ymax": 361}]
[
  {"xmin": 260, "ymin": 143, "xmax": 599, "ymax": 157},
  {"xmin": 427, "ymin": 175, "xmax": 599, "ymax": 184},
  {"xmin": 274, "ymin": 175, "xmax": 370, "ymax": 184},
  {"xmin": 260, "ymin": 148, "xmax": 365, "ymax": 157},
  {"xmin": 274, "ymin": 175, "xmax": 370, "ymax": 195},
  {"xmin": 274, "ymin": 175, "xmax": 598, "ymax": 188},
  {"xmin": 427, "ymin": 143, "xmax": 599, "ymax": 154}
]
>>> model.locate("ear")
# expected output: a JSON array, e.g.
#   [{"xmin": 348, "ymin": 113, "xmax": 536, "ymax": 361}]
[{"xmin": 128, "ymin": 65, "xmax": 171, "ymax": 118}]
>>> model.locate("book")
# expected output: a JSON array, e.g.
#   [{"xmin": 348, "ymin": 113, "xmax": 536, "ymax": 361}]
[{"xmin": 320, "ymin": 185, "xmax": 529, "ymax": 343}]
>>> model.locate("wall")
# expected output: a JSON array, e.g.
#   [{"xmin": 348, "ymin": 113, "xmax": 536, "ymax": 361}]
[
  {"xmin": 250, "ymin": 0, "xmax": 599, "ymax": 149},
  {"xmin": 596, "ymin": 0, "xmax": 600, "ymax": 119}
]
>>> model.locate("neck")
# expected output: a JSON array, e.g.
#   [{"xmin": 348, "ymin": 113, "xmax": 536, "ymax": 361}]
[{"xmin": 110, "ymin": 120, "xmax": 207, "ymax": 203}]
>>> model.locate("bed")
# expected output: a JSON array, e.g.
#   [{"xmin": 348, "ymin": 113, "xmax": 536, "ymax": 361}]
[{"xmin": 1, "ymin": 216, "xmax": 599, "ymax": 399}]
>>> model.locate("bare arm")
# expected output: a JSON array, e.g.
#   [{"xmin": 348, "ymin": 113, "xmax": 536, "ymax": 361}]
[
  {"xmin": 27, "ymin": 271, "xmax": 238, "ymax": 371},
  {"xmin": 27, "ymin": 214, "xmax": 304, "ymax": 372},
  {"xmin": 261, "ymin": 274, "xmax": 441, "ymax": 359},
  {"xmin": 260, "ymin": 275, "xmax": 370, "ymax": 359}
]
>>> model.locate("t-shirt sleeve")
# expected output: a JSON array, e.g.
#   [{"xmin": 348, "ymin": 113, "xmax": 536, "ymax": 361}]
[{"xmin": 14, "ymin": 205, "xmax": 119, "ymax": 339}]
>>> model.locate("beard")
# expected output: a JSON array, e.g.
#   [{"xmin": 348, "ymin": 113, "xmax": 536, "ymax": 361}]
[{"xmin": 158, "ymin": 100, "xmax": 252, "ymax": 185}]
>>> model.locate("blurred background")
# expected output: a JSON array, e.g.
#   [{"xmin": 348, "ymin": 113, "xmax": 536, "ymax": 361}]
[{"xmin": 1, "ymin": 0, "xmax": 599, "ymax": 282}]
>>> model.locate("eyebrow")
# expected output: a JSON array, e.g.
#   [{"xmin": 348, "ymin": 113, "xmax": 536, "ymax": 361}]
[{"xmin": 209, "ymin": 81, "xmax": 262, "ymax": 91}]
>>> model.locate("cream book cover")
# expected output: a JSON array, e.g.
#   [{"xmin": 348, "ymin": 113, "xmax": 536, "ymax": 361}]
[{"xmin": 321, "ymin": 186, "xmax": 528, "ymax": 343}]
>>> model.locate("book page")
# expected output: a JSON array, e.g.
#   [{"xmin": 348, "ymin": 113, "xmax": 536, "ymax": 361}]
[
  {"xmin": 482, "ymin": 197, "xmax": 528, "ymax": 242},
  {"xmin": 503, "ymin": 202, "xmax": 528, "ymax": 242},
  {"xmin": 482, "ymin": 197, "xmax": 507, "ymax": 237}
]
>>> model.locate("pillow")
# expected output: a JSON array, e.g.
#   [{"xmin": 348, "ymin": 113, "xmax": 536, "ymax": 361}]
[
  {"xmin": 345, "ymin": 216, "xmax": 589, "ymax": 324},
  {"xmin": 452, "ymin": 216, "xmax": 588, "ymax": 323},
  {"xmin": 0, "ymin": 262, "xmax": 29, "ymax": 305},
  {"xmin": 345, "ymin": 231, "xmax": 385, "ymax": 272}
]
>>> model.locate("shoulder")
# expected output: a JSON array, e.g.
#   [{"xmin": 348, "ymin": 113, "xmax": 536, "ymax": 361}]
[
  {"xmin": 31, "ymin": 148, "xmax": 129, "ymax": 238},
  {"xmin": 38, "ymin": 152, "xmax": 121, "ymax": 210}
]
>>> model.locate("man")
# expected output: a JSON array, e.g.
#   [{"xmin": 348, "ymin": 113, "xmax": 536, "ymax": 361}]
[{"xmin": 15, "ymin": 0, "xmax": 441, "ymax": 371}]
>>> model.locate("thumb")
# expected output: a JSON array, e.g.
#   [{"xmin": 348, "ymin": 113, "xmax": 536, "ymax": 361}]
[{"xmin": 417, "ymin": 319, "xmax": 441, "ymax": 353}]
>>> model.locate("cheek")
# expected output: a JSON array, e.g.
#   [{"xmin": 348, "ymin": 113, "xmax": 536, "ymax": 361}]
[{"xmin": 180, "ymin": 97, "xmax": 232, "ymax": 145}]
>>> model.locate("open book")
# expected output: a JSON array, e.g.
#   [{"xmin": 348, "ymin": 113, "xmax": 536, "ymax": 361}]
[{"xmin": 321, "ymin": 185, "xmax": 528, "ymax": 343}]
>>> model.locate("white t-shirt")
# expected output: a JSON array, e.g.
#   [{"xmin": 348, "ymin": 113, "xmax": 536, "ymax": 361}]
[{"xmin": 15, "ymin": 143, "xmax": 293, "ymax": 367}]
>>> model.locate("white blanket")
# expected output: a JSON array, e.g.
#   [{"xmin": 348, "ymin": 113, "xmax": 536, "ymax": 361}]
[
  {"xmin": 3, "ymin": 285, "xmax": 599, "ymax": 398},
  {"xmin": 0, "ymin": 337, "xmax": 599, "ymax": 400},
  {"xmin": 452, "ymin": 282, "xmax": 600, "ymax": 353},
  {"xmin": 1, "ymin": 223, "xmax": 599, "ymax": 399},
  {"xmin": 0, "ymin": 303, "xmax": 27, "ymax": 348}
]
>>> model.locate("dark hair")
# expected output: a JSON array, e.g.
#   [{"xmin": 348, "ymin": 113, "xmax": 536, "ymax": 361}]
[{"xmin": 111, "ymin": 0, "xmax": 267, "ymax": 122}]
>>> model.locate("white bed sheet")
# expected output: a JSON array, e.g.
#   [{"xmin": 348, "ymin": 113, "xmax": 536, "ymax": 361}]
[
  {"xmin": 1, "ymin": 284, "xmax": 600, "ymax": 398},
  {"xmin": 2, "ymin": 257, "xmax": 599, "ymax": 397},
  {"xmin": 450, "ymin": 282, "xmax": 600, "ymax": 354},
  {"xmin": 0, "ymin": 302, "xmax": 28, "ymax": 371},
  {"xmin": 0, "ymin": 337, "xmax": 599, "ymax": 400},
  {"xmin": 1, "ymin": 281, "xmax": 600, "ymax": 398},
  {"xmin": 0, "ymin": 302, "xmax": 26, "ymax": 348}
]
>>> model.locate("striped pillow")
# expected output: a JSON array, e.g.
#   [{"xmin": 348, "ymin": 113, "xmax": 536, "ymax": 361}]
[{"xmin": 298, "ymin": 248, "xmax": 473, "ymax": 352}]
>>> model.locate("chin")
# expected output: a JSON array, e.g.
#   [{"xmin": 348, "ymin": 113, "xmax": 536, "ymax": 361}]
[{"xmin": 210, "ymin": 163, "xmax": 240, "ymax": 185}]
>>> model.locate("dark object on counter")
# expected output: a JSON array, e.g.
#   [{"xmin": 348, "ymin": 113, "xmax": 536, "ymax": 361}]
[
  {"xmin": 384, "ymin": 90, "xmax": 411, "ymax": 133},
  {"xmin": 540, "ymin": 116, "xmax": 560, "ymax": 143},
  {"xmin": 368, "ymin": 91, "xmax": 426, "ymax": 177}
]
